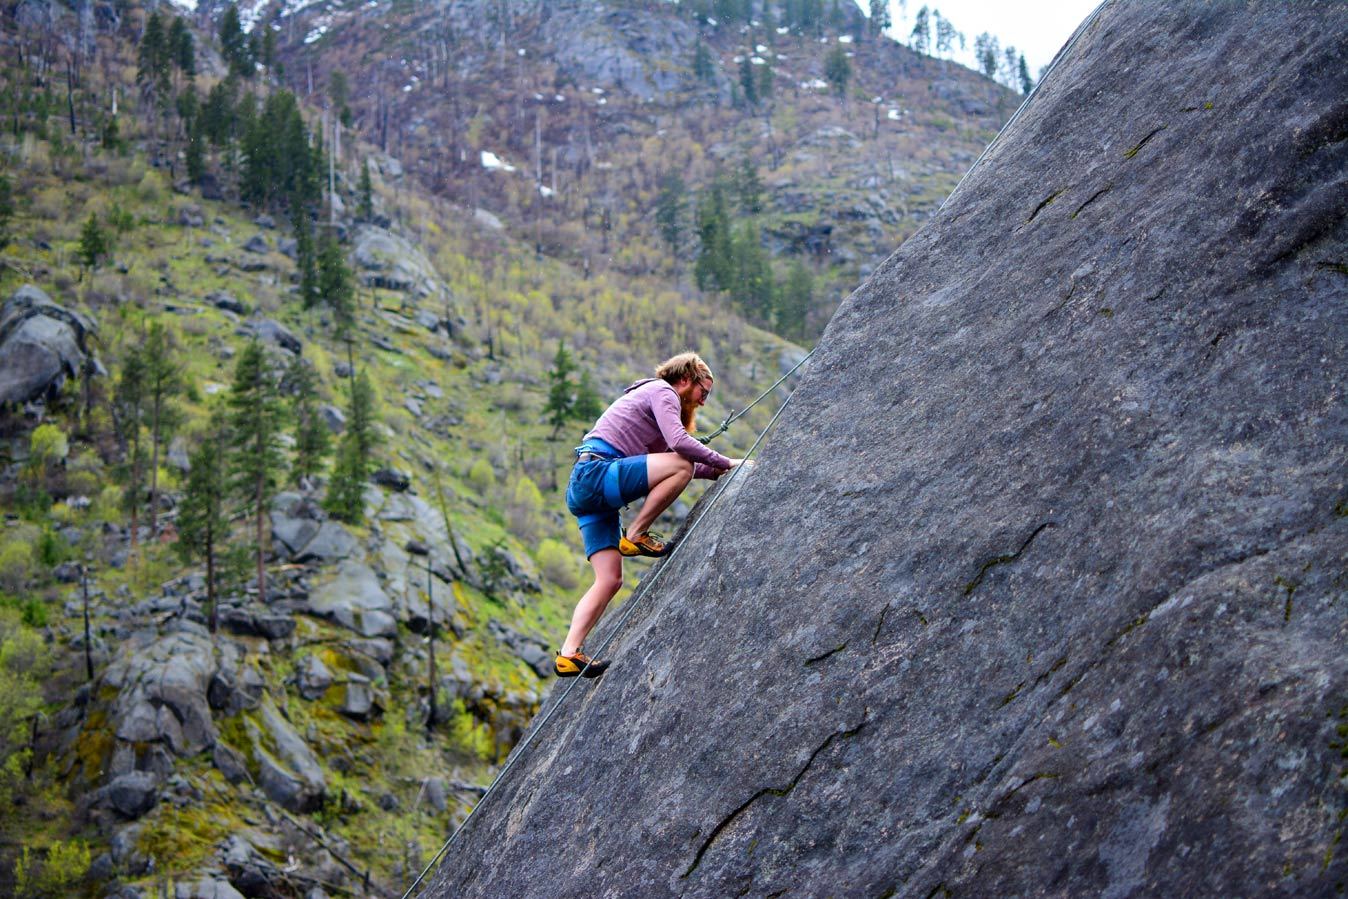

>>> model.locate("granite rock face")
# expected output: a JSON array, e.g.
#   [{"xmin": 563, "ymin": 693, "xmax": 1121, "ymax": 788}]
[
  {"xmin": 429, "ymin": 4, "xmax": 1348, "ymax": 897},
  {"xmin": 0, "ymin": 284, "xmax": 96, "ymax": 405}
]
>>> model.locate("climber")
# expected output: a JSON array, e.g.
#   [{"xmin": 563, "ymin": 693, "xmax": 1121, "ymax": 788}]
[{"xmin": 554, "ymin": 351, "xmax": 745, "ymax": 678}]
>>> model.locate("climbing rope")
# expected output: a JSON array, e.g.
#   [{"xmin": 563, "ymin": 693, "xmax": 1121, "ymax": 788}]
[
  {"xmin": 698, "ymin": 346, "xmax": 816, "ymax": 445},
  {"xmin": 399, "ymin": 379, "xmax": 807, "ymax": 899}
]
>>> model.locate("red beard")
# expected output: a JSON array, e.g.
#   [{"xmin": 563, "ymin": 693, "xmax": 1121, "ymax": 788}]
[{"xmin": 680, "ymin": 391, "xmax": 698, "ymax": 434}]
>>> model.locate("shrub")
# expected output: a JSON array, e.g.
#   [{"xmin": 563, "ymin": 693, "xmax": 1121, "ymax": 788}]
[
  {"xmin": 466, "ymin": 458, "xmax": 496, "ymax": 494},
  {"xmin": 537, "ymin": 538, "xmax": 579, "ymax": 589},
  {"xmin": 0, "ymin": 535, "xmax": 35, "ymax": 594},
  {"xmin": 506, "ymin": 476, "xmax": 544, "ymax": 542}
]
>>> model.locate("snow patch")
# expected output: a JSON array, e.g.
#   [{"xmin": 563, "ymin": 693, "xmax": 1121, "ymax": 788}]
[{"xmin": 481, "ymin": 151, "xmax": 516, "ymax": 173}]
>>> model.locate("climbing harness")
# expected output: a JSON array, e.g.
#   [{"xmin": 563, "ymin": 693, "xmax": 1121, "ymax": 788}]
[
  {"xmin": 697, "ymin": 347, "xmax": 816, "ymax": 445},
  {"xmin": 399, "ymin": 374, "xmax": 807, "ymax": 899}
]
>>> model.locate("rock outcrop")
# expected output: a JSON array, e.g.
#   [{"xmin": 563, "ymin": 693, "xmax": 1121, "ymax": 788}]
[
  {"xmin": 428, "ymin": 3, "xmax": 1348, "ymax": 896},
  {"xmin": 0, "ymin": 284, "xmax": 97, "ymax": 405}
]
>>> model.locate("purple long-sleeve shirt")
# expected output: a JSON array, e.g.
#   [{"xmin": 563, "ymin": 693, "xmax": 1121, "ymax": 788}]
[{"xmin": 584, "ymin": 378, "xmax": 732, "ymax": 479}]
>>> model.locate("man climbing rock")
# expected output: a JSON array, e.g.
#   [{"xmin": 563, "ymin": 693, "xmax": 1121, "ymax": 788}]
[{"xmin": 555, "ymin": 352, "xmax": 744, "ymax": 677}]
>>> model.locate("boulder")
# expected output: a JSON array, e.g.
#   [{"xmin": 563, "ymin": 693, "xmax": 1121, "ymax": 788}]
[
  {"xmin": 292, "ymin": 521, "xmax": 358, "ymax": 563},
  {"xmin": 242, "ymin": 234, "xmax": 270, "ymax": 254},
  {"xmin": 212, "ymin": 742, "xmax": 252, "ymax": 786},
  {"xmin": 223, "ymin": 835, "xmax": 282, "ymax": 897},
  {"xmin": 209, "ymin": 291, "xmax": 249, "ymax": 315},
  {"xmin": 0, "ymin": 285, "xmax": 96, "ymax": 405},
  {"xmin": 339, "ymin": 674, "xmax": 378, "ymax": 721},
  {"xmin": 297, "ymin": 654, "xmax": 333, "ymax": 700},
  {"xmin": 103, "ymin": 770, "xmax": 158, "ymax": 819},
  {"xmin": 254, "ymin": 699, "xmax": 326, "ymax": 813},
  {"xmin": 425, "ymin": 4, "xmax": 1348, "ymax": 898},
  {"xmin": 104, "ymin": 630, "xmax": 217, "ymax": 757},
  {"xmin": 306, "ymin": 561, "xmax": 397, "ymax": 638},
  {"xmin": 352, "ymin": 225, "xmax": 438, "ymax": 294},
  {"xmin": 320, "ymin": 404, "xmax": 346, "ymax": 433},
  {"xmin": 177, "ymin": 878, "xmax": 246, "ymax": 899},
  {"xmin": 371, "ymin": 467, "xmax": 411, "ymax": 492},
  {"xmin": 249, "ymin": 319, "xmax": 301, "ymax": 355}
]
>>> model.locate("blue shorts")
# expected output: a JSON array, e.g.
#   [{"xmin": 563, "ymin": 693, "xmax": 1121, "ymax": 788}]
[{"xmin": 566, "ymin": 438, "xmax": 650, "ymax": 558}]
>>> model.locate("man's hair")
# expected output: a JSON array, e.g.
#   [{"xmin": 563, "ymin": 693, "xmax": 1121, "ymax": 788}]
[
  {"xmin": 655, "ymin": 351, "xmax": 713, "ymax": 386},
  {"xmin": 655, "ymin": 352, "xmax": 712, "ymax": 433}
]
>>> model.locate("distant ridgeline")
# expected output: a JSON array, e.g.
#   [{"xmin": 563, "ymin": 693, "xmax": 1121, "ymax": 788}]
[{"xmin": 428, "ymin": 2, "xmax": 1348, "ymax": 896}]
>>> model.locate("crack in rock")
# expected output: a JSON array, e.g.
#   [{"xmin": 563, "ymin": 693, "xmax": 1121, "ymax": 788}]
[{"xmin": 962, "ymin": 522, "xmax": 1056, "ymax": 596}]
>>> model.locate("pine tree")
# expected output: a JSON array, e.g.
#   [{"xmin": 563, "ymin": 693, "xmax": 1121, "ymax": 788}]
[
  {"xmin": 695, "ymin": 180, "xmax": 733, "ymax": 292},
  {"xmin": 293, "ymin": 202, "xmax": 321, "ymax": 309},
  {"xmin": 143, "ymin": 322, "xmax": 182, "ymax": 540},
  {"xmin": 185, "ymin": 125, "xmax": 205, "ymax": 184},
  {"xmin": 734, "ymin": 158, "xmax": 763, "ymax": 215},
  {"xmin": 573, "ymin": 369, "xmax": 602, "ymax": 424},
  {"xmin": 692, "ymin": 43, "xmax": 716, "ymax": 84},
  {"xmin": 319, "ymin": 231, "xmax": 355, "ymax": 338},
  {"xmin": 358, "ymin": 159, "xmax": 374, "ymax": 221},
  {"xmin": 974, "ymin": 33, "xmax": 999, "ymax": 79},
  {"xmin": 0, "ymin": 174, "xmax": 13, "ymax": 249},
  {"xmin": 757, "ymin": 57, "xmax": 774, "ymax": 101},
  {"xmin": 78, "ymin": 214, "xmax": 109, "ymax": 272},
  {"xmin": 545, "ymin": 340, "xmax": 576, "ymax": 439},
  {"xmin": 219, "ymin": 6, "xmax": 252, "ymax": 79},
  {"xmin": 177, "ymin": 415, "xmax": 229, "ymax": 633},
  {"xmin": 730, "ymin": 222, "xmax": 775, "ymax": 324},
  {"xmin": 287, "ymin": 355, "xmax": 330, "ymax": 485},
  {"xmin": 324, "ymin": 371, "xmax": 377, "ymax": 524},
  {"xmin": 113, "ymin": 345, "xmax": 147, "ymax": 554},
  {"xmin": 655, "ymin": 173, "xmax": 686, "ymax": 259},
  {"xmin": 868, "ymin": 0, "xmax": 890, "ymax": 38},
  {"xmin": 1018, "ymin": 53, "xmax": 1034, "ymax": 94},
  {"xmin": 226, "ymin": 341, "xmax": 285, "ymax": 604},
  {"xmin": 824, "ymin": 44, "xmax": 852, "ymax": 100},
  {"xmin": 738, "ymin": 54, "xmax": 758, "ymax": 107},
  {"xmin": 137, "ymin": 12, "xmax": 171, "ymax": 100},
  {"xmin": 909, "ymin": 4, "xmax": 931, "ymax": 55},
  {"xmin": 170, "ymin": 16, "xmax": 195, "ymax": 77}
]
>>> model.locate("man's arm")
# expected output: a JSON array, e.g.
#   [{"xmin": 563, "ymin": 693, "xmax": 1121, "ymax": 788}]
[{"xmin": 651, "ymin": 386, "xmax": 732, "ymax": 471}]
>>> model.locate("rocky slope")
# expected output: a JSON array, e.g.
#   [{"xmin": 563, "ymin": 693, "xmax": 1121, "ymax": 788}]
[{"xmin": 426, "ymin": 2, "xmax": 1348, "ymax": 896}]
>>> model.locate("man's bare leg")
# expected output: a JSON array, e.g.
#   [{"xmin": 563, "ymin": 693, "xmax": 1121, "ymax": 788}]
[
  {"xmin": 626, "ymin": 453, "xmax": 692, "ymax": 540},
  {"xmin": 561, "ymin": 548, "xmax": 623, "ymax": 655}
]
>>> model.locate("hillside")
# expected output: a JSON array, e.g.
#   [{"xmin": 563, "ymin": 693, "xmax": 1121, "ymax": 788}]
[
  {"xmin": 426, "ymin": 1, "xmax": 1348, "ymax": 896},
  {"xmin": 0, "ymin": 1, "xmax": 1021, "ymax": 897}
]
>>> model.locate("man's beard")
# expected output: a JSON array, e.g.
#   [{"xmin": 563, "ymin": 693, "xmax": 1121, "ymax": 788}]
[{"xmin": 680, "ymin": 392, "xmax": 698, "ymax": 434}]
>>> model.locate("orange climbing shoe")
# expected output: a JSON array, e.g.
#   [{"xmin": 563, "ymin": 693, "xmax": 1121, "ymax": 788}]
[
  {"xmin": 554, "ymin": 650, "xmax": 610, "ymax": 678},
  {"xmin": 619, "ymin": 532, "xmax": 668, "ymax": 557}
]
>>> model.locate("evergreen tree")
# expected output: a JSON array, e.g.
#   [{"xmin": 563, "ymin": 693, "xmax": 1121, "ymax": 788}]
[
  {"xmin": 201, "ymin": 77, "xmax": 238, "ymax": 148},
  {"xmin": 757, "ymin": 57, "xmax": 774, "ymax": 101},
  {"xmin": 185, "ymin": 126, "xmax": 205, "ymax": 184},
  {"xmin": 734, "ymin": 158, "xmax": 763, "ymax": 215},
  {"xmin": 318, "ymin": 231, "xmax": 355, "ymax": 337},
  {"xmin": 1018, "ymin": 53, "xmax": 1034, "ymax": 94},
  {"xmin": 78, "ymin": 214, "xmax": 109, "ymax": 272},
  {"xmin": 730, "ymin": 222, "xmax": 775, "ymax": 324},
  {"xmin": 655, "ymin": 172, "xmax": 686, "ymax": 259},
  {"xmin": 170, "ymin": 16, "xmax": 195, "ymax": 77},
  {"xmin": 974, "ymin": 33, "xmax": 999, "ymax": 79},
  {"xmin": 824, "ymin": 44, "xmax": 852, "ymax": 100},
  {"xmin": 329, "ymin": 71, "xmax": 352, "ymax": 127},
  {"xmin": 868, "ymin": 0, "xmax": 890, "ymax": 38},
  {"xmin": 0, "ymin": 174, "xmax": 13, "ymax": 249},
  {"xmin": 287, "ymin": 355, "xmax": 330, "ymax": 485},
  {"xmin": 692, "ymin": 42, "xmax": 716, "ymax": 84},
  {"xmin": 910, "ymin": 4, "xmax": 931, "ymax": 55},
  {"xmin": 113, "ymin": 345, "xmax": 147, "ymax": 553},
  {"xmin": 574, "ymin": 369, "xmax": 602, "ymax": 424},
  {"xmin": 261, "ymin": 29, "xmax": 278, "ymax": 75},
  {"xmin": 324, "ymin": 371, "xmax": 377, "ymax": 524},
  {"xmin": 738, "ymin": 54, "xmax": 758, "ymax": 107},
  {"xmin": 294, "ymin": 211, "xmax": 320, "ymax": 309},
  {"xmin": 219, "ymin": 6, "xmax": 252, "ymax": 79},
  {"xmin": 226, "ymin": 341, "xmax": 285, "ymax": 604},
  {"xmin": 176, "ymin": 415, "xmax": 229, "ymax": 633},
  {"xmin": 1001, "ymin": 46, "xmax": 1021, "ymax": 89},
  {"xmin": 545, "ymin": 340, "xmax": 576, "ymax": 439},
  {"xmin": 358, "ymin": 159, "xmax": 374, "ymax": 221},
  {"xmin": 934, "ymin": 12, "xmax": 963, "ymax": 58},
  {"xmin": 241, "ymin": 91, "xmax": 320, "ymax": 210},
  {"xmin": 695, "ymin": 180, "xmax": 734, "ymax": 292},
  {"xmin": 143, "ymin": 322, "xmax": 182, "ymax": 540},
  {"xmin": 137, "ymin": 12, "xmax": 172, "ymax": 99}
]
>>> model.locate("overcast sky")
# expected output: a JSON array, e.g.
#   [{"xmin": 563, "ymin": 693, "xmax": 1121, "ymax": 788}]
[{"xmin": 875, "ymin": 0, "xmax": 1102, "ymax": 77}]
